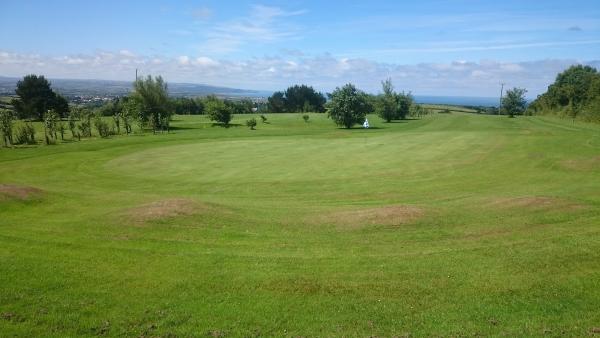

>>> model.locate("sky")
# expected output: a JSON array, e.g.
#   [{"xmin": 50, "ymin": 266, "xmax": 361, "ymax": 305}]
[{"xmin": 1, "ymin": 0, "xmax": 599, "ymax": 97}]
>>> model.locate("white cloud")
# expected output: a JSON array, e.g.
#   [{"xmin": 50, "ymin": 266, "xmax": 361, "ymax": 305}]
[
  {"xmin": 177, "ymin": 55, "xmax": 190, "ymax": 65},
  {"xmin": 193, "ymin": 56, "xmax": 219, "ymax": 67},
  {"xmin": 1, "ymin": 49, "xmax": 598, "ymax": 97},
  {"xmin": 119, "ymin": 50, "xmax": 136, "ymax": 57}
]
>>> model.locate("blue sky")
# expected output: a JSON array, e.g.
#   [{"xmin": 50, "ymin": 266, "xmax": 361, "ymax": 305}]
[{"xmin": 1, "ymin": 0, "xmax": 599, "ymax": 96}]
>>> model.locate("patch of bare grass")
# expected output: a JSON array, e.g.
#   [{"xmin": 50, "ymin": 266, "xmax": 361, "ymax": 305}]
[
  {"xmin": 487, "ymin": 196, "xmax": 584, "ymax": 211},
  {"xmin": 127, "ymin": 198, "xmax": 205, "ymax": 223},
  {"xmin": 0, "ymin": 184, "xmax": 44, "ymax": 201},
  {"xmin": 316, "ymin": 205, "xmax": 424, "ymax": 229},
  {"xmin": 561, "ymin": 155, "xmax": 600, "ymax": 171}
]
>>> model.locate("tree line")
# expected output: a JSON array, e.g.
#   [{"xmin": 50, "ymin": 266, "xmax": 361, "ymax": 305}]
[{"xmin": 527, "ymin": 65, "xmax": 600, "ymax": 121}]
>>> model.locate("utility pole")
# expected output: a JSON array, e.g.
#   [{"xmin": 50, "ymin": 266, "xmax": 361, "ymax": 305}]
[
  {"xmin": 499, "ymin": 82, "xmax": 505, "ymax": 114},
  {"xmin": 135, "ymin": 68, "xmax": 138, "ymax": 82}
]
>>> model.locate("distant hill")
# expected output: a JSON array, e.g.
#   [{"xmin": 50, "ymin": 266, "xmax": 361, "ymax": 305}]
[
  {"xmin": 1, "ymin": 76, "xmax": 500, "ymax": 107},
  {"xmin": 0, "ymin": 76, "xmax": 272, "ymax": 99}
]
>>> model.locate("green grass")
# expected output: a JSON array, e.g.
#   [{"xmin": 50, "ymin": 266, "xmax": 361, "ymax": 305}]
[{"xmin": 1, "ymin": 113, "xmax": 599, "ymax": 337}]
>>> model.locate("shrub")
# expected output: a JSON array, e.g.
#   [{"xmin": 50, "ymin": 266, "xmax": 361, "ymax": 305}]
[
  {"xmin": 14, "ymin": 123, "xmax": 36, "ymax": 145},
  {"xmin": 43, "ymin": 110, "xmax": 60, "ymax": 145},
  {"xmin": 246, "ymin": 118, "xmax": 257, "ymax": 130},
  {"xmin": 302, "ymin": 114, "xmax": 309, "ymax": 122},
  {"xmin": 205, "ymin": 96, "xmax": 232, "ymax": 126},
  {"xmin": 94, "ymin": 117, "xmax": 111, "ymax": 138},
  {"xmin": 260, "ymin": 114, "xmax": 267, "ymax": 123},
  {"xmin": 0, "ymin": 109, "xmax": 14, "ymax": 146}
]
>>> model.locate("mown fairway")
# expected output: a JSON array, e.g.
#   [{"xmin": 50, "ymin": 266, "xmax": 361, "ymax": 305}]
[{"xmin": 1, "ymin": 113, "xmax": 599, "ymax": 337}]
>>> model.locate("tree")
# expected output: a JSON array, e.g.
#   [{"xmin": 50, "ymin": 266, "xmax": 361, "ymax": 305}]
[
  {"xmin": 225, "ymin": 99, "xmax": 253, "ymax": 114},
  {"xmin": 409, "ymin": 104, "xmax": 425, "ymax": 118},
  {"xmin": 327, "ymin": 84, "xmax": 369, "ymax": 129},
  {"xmin": 0, "ymin": 109, "xmax": 14, "ymax": 146},
  {"xmin": 52, "ymin": 94, "xmax": 70, "ymax": 118},
  {"xmin": 131, "ymin": 75, "xmax": 171, "ymax": 133},
  {"xmin": 266, "ymin": 85, "xmax": 326, "ymax": 113},
  {"xmin": 94, "ymin": 115, "xmax": 111, "ymax": 138},
  {"xmin": 283, "ymin": 85, "xmax": 326, "ymax": 112},
  {"xmin": 502, "ymin": 87, "xmax": 528, "ymax": 118},
  {"xmin": 121, "ymin": 97, "xmax": 139, "ymax": 134},
  {"xmin": 377, "ymin": 78, "xmax": 397, "ymax": 122},
  {"xmin": 205, "ymin": 95, "xmax": 232, "ymax": 125},
  {"xmin": 527, "ymin": 65, "xmax": 600, "ymax": 121},
  {"xmin": 302, "ymin": 114, "xmax": 310, "ymax": 122},
  {"xmin": 14, "ymin": 123, "xmax": 36, "ymax": 145},
  {"xmin": 397, "ymin": 92, "xmax": 413, "ymax": 120},
  {"xmin": 77, "ymin": 107, "xmax": 94, "ymax": 137},
  {"xmin": 246, "ymin": 118, "xmax": 257, "ymax": 130},
  {"xmin": 12, "ymin": 75, "xmax": 58, "ymax": 120},
  {"xmin": 68, "ymin": 110, "xmax": 77, "ymax": 139},
  {"xmin": 43, "ymin": 110, "xmax": 60, "ymax": 145},
  {"xmin": 267, "ymin": 91, "xmax": 286, "ymax": 113},
  {"xmin": 171, "ymin": 97, "xmax": 203, "ymax": 115}
]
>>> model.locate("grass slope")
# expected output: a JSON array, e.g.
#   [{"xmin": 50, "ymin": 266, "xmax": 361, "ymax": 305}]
[{"xmin": 1, "ymin": 113, "xmax": 599, "ymax": 337}]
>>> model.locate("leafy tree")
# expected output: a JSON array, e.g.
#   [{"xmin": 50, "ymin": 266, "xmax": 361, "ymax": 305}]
[
  {"xmin": 225, "ymin": 99, "xmax": 253, "ymax": 114},
  {"xmin": 267, "ymin": 91, "xmax": 286, "ymax": 113},
  {"xmin": 266, "ymin": 85, "xmax": 326, "ymax": 113},
  {"xmin": 0, "ymin": 109, "xmax": 14, "ymax": 146},
  {"xmin": 397, "ymin": 92, "xmax": 413, "ymax": 120},
  {"xmin": 502, "ymin": 87, "xmax": 528, "ymax": 118},
  {"xmin": 377, "ymin": 78, "xmax": 397, "ymax": 122},
  {"xmin": 78, "ymin": 107, "xmax": 94, "ymax": 137},
  {"xmin": 374, "ymin": 78, "xmax": 412, "ymax": 121},
  {"xmin": 409, "ymin": 104, "xmax": 424, "ymax": 118},
  {"xmin": 53, "ymin": 94, "xmax": 70, "ymax": 118},
  {"xmin": 94, "ymin": 116, "xmax": 111, "ymax": 138},
  {"xmin": 131, "ymin": 75, "xmax": 171, "ymax": 133},
  {"xmin": 171, "ymin": 97, "xmax": 203, "ymax": 115},
  {"xmin": 14, "ymin": 123, "xmax": 36, "ymax": 145},
  {"xmin": 260, "ymin": 114, "xmax": 267, "ymax": 123},
  {"xmin": 43, "ymin": 110, "xmax": 60, "ymax": 145},
  {"xmin": 205, "ymin": 95, "xmax": 232, "ymax": 125},
  {"xmin": 12, "ymin": 75, "xmax": 57, "ymax": 120},
  {"xmin": 283, "ymin": 85, "xmax": 326, "ymax": 112},
  {"xmin": 246, "ymin": 118, "xmax": 257, "ymax": 130},
  {"xmin": 68, "ymin": 110, "xmax": 77, "ymax": 139},
  {"xmin": 528, "ymin": 65, "xmax": 600, "ymax": 121},
  {"xmin": 121, "ymin": 98, "xmax": 139, "ymax": 134},
  {"xmin": 302, "ymin": 114, "xmax": 310, "ymax": 122},
  {"xmin": 58, "ymin": 122, "xmax": 66, "ymax": 140},
  {"xmin": 327, "ymin": 83, "xmax": 369, "ymax": 129}
]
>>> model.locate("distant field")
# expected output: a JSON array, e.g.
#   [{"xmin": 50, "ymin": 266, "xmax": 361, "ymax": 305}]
[
  {"xmin": 1, "ymin": 113, "xmax": 599, "ymax": 337},
  {"xmin": 422, "ymin": 104, "xmax": 480, "ymax": 114}
]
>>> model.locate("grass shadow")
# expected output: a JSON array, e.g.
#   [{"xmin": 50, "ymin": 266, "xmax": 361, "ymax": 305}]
[
  {"xmin": 336, "ymin": 126, "xmax": 384, "ymax": 130},
  {"xmin": 168, "ymin": 125, "xmax": 198, "ymax": 131},
  {"xmin": 211, "ymin": 123, "xmax": 243, "ymax": 128}
]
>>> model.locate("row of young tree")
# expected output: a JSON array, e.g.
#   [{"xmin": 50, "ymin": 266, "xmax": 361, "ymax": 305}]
[
  {"xmin": 1, "ymin": 75, "xmax": 171, "ymax": 146},
  {"xmin": 527, "ymin": 65, "xmax": 600, "ymax": 121},
  {"xmin": 1, "ymin": 74, "xmax": 263, "ymax": 146}
]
